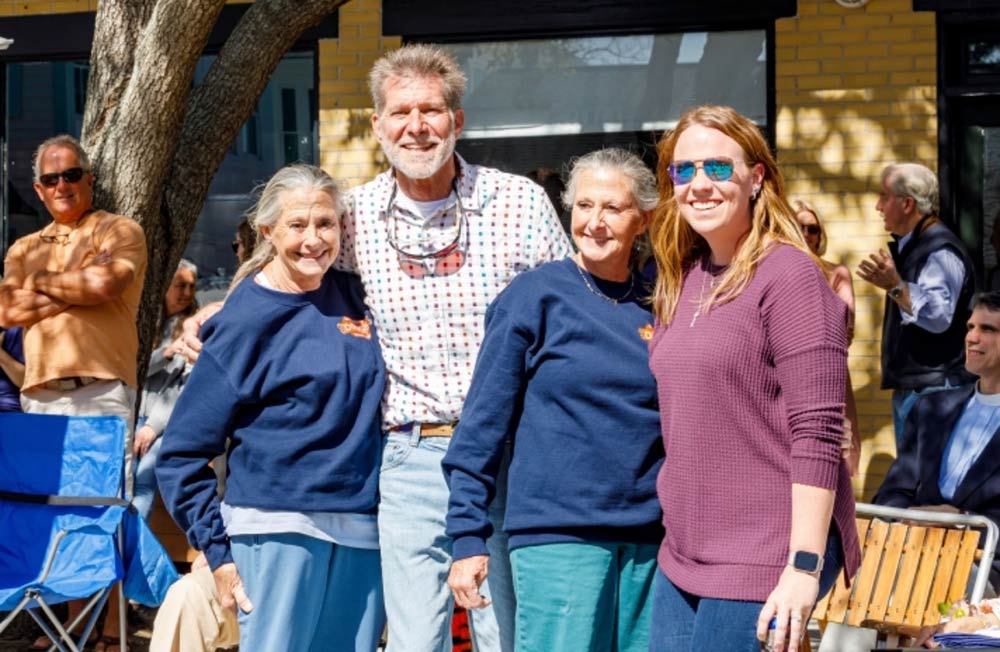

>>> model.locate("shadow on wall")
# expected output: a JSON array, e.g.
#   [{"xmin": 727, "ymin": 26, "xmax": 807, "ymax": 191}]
[
  {"xmin": 862, "ymin": 451, "xmax": 897, "ymax": 503},
  {"xmin": 778, "ymin": 80, "xmax": 938, "ymax": 497}
]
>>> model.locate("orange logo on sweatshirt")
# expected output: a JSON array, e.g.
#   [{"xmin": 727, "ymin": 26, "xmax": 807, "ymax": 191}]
[
  {"xmin": 638, "ymin": 324, "xmax": 654, "ymax": 341},
  {"xmin": 338, "ymin": 316, "xmax": 372, "ymax": 339}
]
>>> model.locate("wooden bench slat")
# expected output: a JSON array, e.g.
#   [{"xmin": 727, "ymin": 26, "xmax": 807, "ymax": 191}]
[
  {"xmin": 848, "ymin": 519, "xmax": 891, "ymax": 627},
  {"xmin": 904, "ymin": 526, "xmax": 945, "ymax": 625},
  {"xmin": 867, "ymin": 523, "xmax": 908, "ymax": 622},
  {"xmin": 884, "ymin": 526, "xmax": 925, "ymax": 624},
  {"xmin": 924, "ymin": 528, "xmax": 964, "ymax": 623}
]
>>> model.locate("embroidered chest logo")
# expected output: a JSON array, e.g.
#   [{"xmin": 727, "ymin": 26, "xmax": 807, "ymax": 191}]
[
  {"xmin": 638, "ymin": 324, "xmax": 654, "ymax": 341},
  {"xmin": 338, "ymin": 317, "xmax": 372, "ymax": 339}
]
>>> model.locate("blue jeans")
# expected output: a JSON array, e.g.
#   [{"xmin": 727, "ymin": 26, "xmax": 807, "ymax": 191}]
[
  {"xmin": 891, "ymin": 382, "xmax": 962, "ymax": 449},
  {"xmin": 378, "ymin": 430, "xmax": 514, "ymax": 652},
  {"xmin": 649, "ymin": 529, "xmax": 843, "ymax": 652},
  {"xmin": 132, "ymin": 433, "xmax": 161, "ymax": 520},
  {"xmin": 230, "ymin": 532, "xmax": 385, "ymax": 652}
]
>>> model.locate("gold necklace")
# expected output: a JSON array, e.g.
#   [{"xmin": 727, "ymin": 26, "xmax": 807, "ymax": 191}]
[{"xmin": 575, "ymin": 261, "xmax": 634, "ymax": 304}]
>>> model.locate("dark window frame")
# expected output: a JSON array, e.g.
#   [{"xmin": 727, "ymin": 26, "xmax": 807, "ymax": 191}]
[{"xmin": 932, "ymin": 4, "xmax": 1000, "ymax": 286}]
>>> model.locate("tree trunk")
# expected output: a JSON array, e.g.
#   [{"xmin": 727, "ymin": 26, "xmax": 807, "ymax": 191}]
[{"xmin": 82, "ymin": 0, "xmax": 350, "ymax": 384}]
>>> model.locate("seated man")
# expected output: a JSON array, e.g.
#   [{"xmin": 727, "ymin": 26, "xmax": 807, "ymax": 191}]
[
  {"xmin": 819, "ymin": 290, "xmax": 1000, "ymax": 652},
  {"xmin": 149, "ymin": 552, "xmax": 238, "ymax": 652},
  {"xmin": 875, "ymin": 289, "xmax": 1000, "ymax": 588}
]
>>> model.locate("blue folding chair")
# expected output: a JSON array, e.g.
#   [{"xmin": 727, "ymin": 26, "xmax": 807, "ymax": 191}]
[{"xmin": 0, "ymin": 413, "xmax": 178, "ymax": 652}]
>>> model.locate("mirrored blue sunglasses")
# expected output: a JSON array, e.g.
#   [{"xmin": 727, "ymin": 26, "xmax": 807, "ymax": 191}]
[{"xmin": 667, "ymin": 158, "xmax": 738, "ymax": 185}]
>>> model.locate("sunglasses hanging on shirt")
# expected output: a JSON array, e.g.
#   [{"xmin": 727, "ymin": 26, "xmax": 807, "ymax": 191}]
[{"xmin": 385, "ymin": 179, "xmax": 467, "ymax": 279}]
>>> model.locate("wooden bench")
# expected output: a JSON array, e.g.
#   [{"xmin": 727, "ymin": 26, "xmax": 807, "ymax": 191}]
[{"xmin": 813, "ymin": 503, "xmax": 999, "ymax": 648}]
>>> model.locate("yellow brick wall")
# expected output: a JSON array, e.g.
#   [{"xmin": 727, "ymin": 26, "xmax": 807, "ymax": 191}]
[
  {"xmin": 0, "ymin": 0, "xmax": 248, "ymax": 16},
  {"xmin": 0, "ymin": 0, "xmax": 95, "ymax": 15},
  {"xmin": 775, "ymin": 0, "xmax": 937, "ymax": 500},
  {"xmin": 318, "ymin": 0, "xmax": 399, "ymax": 188}
]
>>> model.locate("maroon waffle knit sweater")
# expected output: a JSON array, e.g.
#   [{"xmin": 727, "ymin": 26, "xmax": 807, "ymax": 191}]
[{"xmin": 649, "ymin": 244, "xmax": 861, "ymax": 602}]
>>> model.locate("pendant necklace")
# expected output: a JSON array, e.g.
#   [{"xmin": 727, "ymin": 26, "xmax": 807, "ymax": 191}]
[
  {"xmin": 575, "ymin": 262, "xmax": 634, "ymax": 304},
  {"xmin": 689, "ymin": 262, "xmax": 723, "ymax": 327}
]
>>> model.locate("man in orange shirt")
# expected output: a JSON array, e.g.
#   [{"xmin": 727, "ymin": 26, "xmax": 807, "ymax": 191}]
[
  {"xmin": 0, "ymin": 134, "xmax": 146, "ymax": 472},
  {"xmin": 0, "ymin": 134, "xmax": 147, "ymax": 652}
]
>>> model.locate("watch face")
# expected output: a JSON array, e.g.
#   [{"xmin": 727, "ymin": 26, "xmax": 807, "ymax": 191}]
[{"xmin": 793, "ymin": 550, "xmax": 821, "ymax": 572}]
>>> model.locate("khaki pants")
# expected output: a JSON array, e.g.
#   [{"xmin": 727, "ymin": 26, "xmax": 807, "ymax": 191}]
[
  {"xmin": 22, "ymin": 379, "xmax": 136, "ymax": 496},
  {"xmin": 149, "ymin": 567, "xmax": 239, "ymax": 652}
]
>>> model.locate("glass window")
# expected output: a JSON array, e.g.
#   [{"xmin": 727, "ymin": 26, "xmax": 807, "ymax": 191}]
[
  {"xmin": 443, "ymin": 31, "xmax": 766, "ymax": 230},
  {"xmin": 4, "ymin": 52, "xmax": 316, "ymax": 295},
  {"xmin": 448, "ymin": 32, "xmax": 766, "ymax": 139},
  {"xmin": 968, "ymin": 40, "xmax": 1000, "ymax": 77}
]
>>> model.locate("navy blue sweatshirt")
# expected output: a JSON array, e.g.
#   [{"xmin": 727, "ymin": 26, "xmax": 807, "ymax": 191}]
[
  {"xmin": 156, "ymin": 270, "xmax": 386, "ymax": 570},
  {"xmin": 443, "ymin": 257, "xmax": 664, "ymax": 560}
]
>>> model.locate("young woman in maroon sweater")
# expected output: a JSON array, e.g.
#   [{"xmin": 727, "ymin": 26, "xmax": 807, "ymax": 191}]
[{"xmin": 646, "ymin": 105, "xmax": 861, "ymax": 652}]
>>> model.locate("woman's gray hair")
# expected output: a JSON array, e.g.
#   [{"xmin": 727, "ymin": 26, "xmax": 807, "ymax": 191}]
[
  {"xmin": 882, "ymin": 162, "xmax": 939, "ymax": 217},
  {"xmin": 32, "ymin": 134, "xmax": 92, "ymax": 181},
  {"xmin": 561, "ymin": 148, "xmax": 658, "ymax": 212},
  {"xmin": 230, "ymin": 164, "xmax": 343, "ymax": 290},
  {"xmin": 176, "ymin": 258, "xmax": 197, "ymax": 276},
  {"xmin": 368, "ymin": 44, "xmax": 467, "ymax": 115}
]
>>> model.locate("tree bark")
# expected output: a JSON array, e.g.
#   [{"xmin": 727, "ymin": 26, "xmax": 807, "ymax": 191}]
[{"xmin": 82, "ymin": 0, "xmax": 350, "ymax": 383}]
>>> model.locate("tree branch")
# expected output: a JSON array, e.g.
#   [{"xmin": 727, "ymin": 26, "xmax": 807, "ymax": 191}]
[
  {"xmin": 82, "ymin": 0, "xmax": 156, "ymax": 207},
  {"xmin": 164, "ymin": 0, "xmax": 349, "ymax": 256}
]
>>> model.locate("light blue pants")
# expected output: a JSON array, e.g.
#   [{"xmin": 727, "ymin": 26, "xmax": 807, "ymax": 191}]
[
  {"xmin": 230, "ymin": 532, "xmax": 385, "ymax": 652},
  {"xmin": 132, "ymin": 435, "xmax": 161, "ymax": 519},
  {"xmin": 377, "ymin": 430, "xmax": 514, "ymax": 652},
  {"xmin": 510, "ymin": 542, "xmax": 658, "ymax": 652}
]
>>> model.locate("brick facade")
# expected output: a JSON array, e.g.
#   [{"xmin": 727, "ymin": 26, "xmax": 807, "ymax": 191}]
[{"xmin": 775, "ymin": 0, "xmax": 937, "ymax": 499}]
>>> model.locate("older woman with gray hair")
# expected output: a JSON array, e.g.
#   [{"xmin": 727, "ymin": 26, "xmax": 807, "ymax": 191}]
[
  {"xmin": 443, "ymin": 148, "xmax": 664, "ymax": 652},
  {"xmin": 157, "ymin": 164, "xmax": 386, "ymax": 652},
  {"xmin": 131, "ymin": 258, "xmax": 199, "ymax": 519}
]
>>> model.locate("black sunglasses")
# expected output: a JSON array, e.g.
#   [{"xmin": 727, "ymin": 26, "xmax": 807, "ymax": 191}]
[
  {"xmin": 38, "ymin": 167, "xmax": 86, "ymax": 188},
  {"xmin": 800, "ymin": 224, "xmax": 821, "ymax": 236}
]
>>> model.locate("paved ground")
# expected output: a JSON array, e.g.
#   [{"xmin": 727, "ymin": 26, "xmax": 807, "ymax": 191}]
[{"xmin": 0, "ymin": 611, "xmax": 151, "ymax": 652}]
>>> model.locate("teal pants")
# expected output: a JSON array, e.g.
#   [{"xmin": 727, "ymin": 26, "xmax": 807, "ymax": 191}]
[{"xmin": 510, "ymin": 541, "xmax": 658, "ymax": 652}]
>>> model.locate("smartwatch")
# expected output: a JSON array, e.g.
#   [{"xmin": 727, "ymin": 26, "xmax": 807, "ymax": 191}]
[{"xmin": 788, "ymin": 550, "xmax": 824, "ymax": 578}]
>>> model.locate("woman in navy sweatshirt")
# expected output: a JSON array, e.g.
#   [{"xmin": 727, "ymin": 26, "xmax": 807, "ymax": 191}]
[
  {"xmin": 156, "ymin": 164, "xmax": 386, "ymax": 652},
  {"xmin": 443, "ymin": 148, "xmax": 664, "ymax": 652}
]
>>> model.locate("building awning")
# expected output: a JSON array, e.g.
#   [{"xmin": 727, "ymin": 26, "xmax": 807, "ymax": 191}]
[{"xmin": 385, "ymin": 0, "xmax": 796, "ymax": 40}]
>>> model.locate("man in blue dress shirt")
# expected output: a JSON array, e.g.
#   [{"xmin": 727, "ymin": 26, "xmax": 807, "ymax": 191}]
[{"xmin": 875, "ymin": 289, "xmax": 1000, "ymax": 587}]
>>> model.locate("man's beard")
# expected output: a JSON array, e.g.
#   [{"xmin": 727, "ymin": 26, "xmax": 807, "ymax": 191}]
[{"xmin": 381, "ymin": 129, "xmax": 457, "ymax": 181}]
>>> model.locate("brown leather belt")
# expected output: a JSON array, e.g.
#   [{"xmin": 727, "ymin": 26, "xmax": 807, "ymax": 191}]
[
  {"xmin": 40, "ymin": 376, "xmax": 101, "ymax": 391},
  {"xmin": 389, "ymin": 422, "xmax": 457, "ymax": 437}
]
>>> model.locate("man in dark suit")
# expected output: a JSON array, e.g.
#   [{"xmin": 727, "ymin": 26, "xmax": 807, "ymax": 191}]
[{"xmin": 875, "ymin": 289, "xmax": 1000, "ymax": 585}]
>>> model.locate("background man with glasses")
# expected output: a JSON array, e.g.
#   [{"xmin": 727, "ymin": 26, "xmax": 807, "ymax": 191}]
[
  {"xmin": 339, "ymin": 44, "xmax": 571, "ymax": 651},
  {"xmin": 0, "ymin": 134, "xmax": 147, "ymax": 477},
  {"xmin": 858, "ymin": 162, "xmax": 975, "ymax": 447},
  {"xmin": 0, "ymin": 134, "xmax": 147, "ymax": 650}
]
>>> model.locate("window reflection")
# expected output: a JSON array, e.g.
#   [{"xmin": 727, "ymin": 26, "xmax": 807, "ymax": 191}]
[
  {"xmin": 4, "ymin": 52, "xmax": 315, "ymax": 295},
  {"xmin": 969, "ymin": 41, "xmax": 1000, "ymax": 76},
  {"xmin": 446, "ymin": 32, "xmax": 766, "ymax": 139}
]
